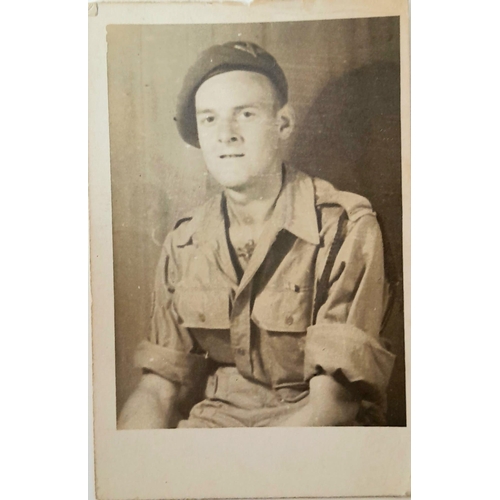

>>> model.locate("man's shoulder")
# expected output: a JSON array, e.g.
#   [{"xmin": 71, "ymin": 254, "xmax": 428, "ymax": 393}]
[
  {"xmin": 167, "ymin": 194, "xmax": 221, "ymax": 247},
  {"xmin": 304, "ymin": 174, "xmax": 382, "ymax": 254},
  {"xmin": 311, "ymin": 175, "xmax": 375, "ymax": 222}
]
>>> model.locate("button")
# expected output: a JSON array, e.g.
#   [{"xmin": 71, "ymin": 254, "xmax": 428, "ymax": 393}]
[
  {"xmin": 285, "ymin": 316, "xmax": 294, "ymax": 325},
  {"xmin": 236, "ymin": 347, "xmax": 246, "ymax": 356},
  {"xmin": 198, "ymin": 313, "xmax": 206, "ymax": 322}
]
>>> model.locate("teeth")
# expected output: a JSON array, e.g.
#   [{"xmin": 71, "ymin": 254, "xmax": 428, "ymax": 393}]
[{"xmin": 220, "ymin": 154, "xmax": 244, "ymax": 158}]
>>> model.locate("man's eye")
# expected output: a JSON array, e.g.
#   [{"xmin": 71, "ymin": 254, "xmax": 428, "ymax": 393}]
[
  {"xmin": 199, "ymin": 116, "xmax": 215, "ymax": 125},
  {"xmin": 241, "ymin": 111, "xmax": 255, "ymax": 119}
]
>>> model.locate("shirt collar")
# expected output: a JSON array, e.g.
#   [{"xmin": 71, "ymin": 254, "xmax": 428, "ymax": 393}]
[
  {"xmin": 191, "ymin": 164, "xmax": 320, "ymax": 247},
  {"xmin": 278, "ymin": 164, "xmax": 321, "ymax": 245}
]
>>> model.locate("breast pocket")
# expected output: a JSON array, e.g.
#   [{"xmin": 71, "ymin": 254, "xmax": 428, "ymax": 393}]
[
  {"xmin": 251, "ymin": 285, "xmax": 311, "ymax": 387},
  {"xmin": 173, "ymin": 287, "xmax": 231, "ymax": 330},
  {"xmin": 251, "ymin": 285, "xmax": 313, "ymax": 333}
]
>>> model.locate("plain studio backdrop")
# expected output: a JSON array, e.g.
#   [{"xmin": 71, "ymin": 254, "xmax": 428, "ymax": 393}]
[{"xmin": 107, "ymin": 17, "xmax": 406, "ymax": 426}]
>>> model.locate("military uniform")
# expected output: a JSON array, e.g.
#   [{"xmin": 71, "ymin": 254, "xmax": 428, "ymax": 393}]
[
  {"xmin": 134, "ymin": 165, "xmax": 395, "ymax": 427},
  {"xmin": 128, "ymin": 40, "xmax": 396, "ymax": 427}
]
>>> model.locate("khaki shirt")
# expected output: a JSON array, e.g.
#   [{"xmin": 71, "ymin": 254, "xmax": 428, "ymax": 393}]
[{"xmin": 135, "ymin": 165, "xmax": 395, "ymax": 403}]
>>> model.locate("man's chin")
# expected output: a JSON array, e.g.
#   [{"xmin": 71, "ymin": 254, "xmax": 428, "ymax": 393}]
[{"xmin": 212, "ymin": 174, "xmax": 251, "ymax": 191}]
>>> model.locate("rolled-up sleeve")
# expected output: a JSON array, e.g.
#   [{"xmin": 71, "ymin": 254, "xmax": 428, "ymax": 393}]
[
  {"xmin": 304, "ymin": 214, "xmax": 396, "ymax": 402},
  {"xmin": 134, "ymin": 235, "xmax": 209, "ymax": 386}
]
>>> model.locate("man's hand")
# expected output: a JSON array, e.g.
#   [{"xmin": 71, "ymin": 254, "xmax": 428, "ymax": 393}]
[
  {"xmin": 274, "ymin": 374, "xmax": 360, "ymax": 427},
  {"xmin": 117, "ymin": 373, "xmax": 180, "ymax": 430},
  {"xmin": 307, "ymin": 374, "xmax": 360, "ymax": 425}
]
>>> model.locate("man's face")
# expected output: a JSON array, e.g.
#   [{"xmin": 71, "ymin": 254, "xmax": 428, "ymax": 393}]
[{"xmin": 195, "ymin": 70, "xmax": 293, "ymax": 190}]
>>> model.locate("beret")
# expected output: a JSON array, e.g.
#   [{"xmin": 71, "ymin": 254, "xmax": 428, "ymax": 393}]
[{"xmin": 175, "ymin": 41, "xmax": 288, "ymax": 148}]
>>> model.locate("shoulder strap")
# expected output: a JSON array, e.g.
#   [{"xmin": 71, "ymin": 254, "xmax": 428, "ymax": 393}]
[
  {"xmin": 311, "ymin": 209, "xmax": 396, "ymax": 347},
  {"xmin": 312, "ymin": 210, "xmax": 348, "ymax": 324}
]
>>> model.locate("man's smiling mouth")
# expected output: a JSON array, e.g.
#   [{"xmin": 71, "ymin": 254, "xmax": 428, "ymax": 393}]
[{"xmin": 219, "ymin": 154, "xmax": 245, "ymax": 159}]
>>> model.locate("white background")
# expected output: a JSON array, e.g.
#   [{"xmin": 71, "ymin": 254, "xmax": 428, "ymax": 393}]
[{"xmin": 0, "ymin": 0, "xmax": 499, "ymax": 499}]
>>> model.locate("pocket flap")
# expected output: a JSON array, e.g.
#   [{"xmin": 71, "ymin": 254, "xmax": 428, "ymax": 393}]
[
  {"xmin": 174, "ymin": 288, "xmax": 230, "ymax": 329},
  {"xmin": 252, "ymin": 287, "xmax": 312, "ymax": 332}
]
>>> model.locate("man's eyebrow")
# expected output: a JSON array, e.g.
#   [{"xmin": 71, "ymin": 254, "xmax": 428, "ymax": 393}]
[
  {"xmin": 233, "ymin": 103, "xmax": 262, "ymax": 111},
  {"xmin": 196, "ymin": 103, "xmax": 266, "ymax": 116},
  {"xmin": 196, "ymin": 109, "xmax": 215, "ymax": 116}
]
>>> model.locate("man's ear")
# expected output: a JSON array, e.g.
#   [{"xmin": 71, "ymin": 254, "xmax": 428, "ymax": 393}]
[{"xmin": 277, "ymin": 104, "xmax": 295, "ymax": 140}]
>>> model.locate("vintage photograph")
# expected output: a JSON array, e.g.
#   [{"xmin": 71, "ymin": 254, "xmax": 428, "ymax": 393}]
[
  {"xmin": 107, "ymin": 17, "xmax": 407, "ymax": 430},
  {"xmin": 90, "ymin": 2, "xmax": 410, "ymax": 497}
]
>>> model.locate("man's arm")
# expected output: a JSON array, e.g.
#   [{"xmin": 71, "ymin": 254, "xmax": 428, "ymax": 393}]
[
  {"xmin": 120, "ymin": 228, "xmax": 209, "ymax": 430},
  {"xmin": 117, "ymin": 373, "xmax": 180, "ymax": 430},
  {"xmin": 273, "ymin": 375, "xmax": 360, "ymax": 427},
  {"xmin": 276, "ymin": 214, "xmax": 394, "ymax": 427}
]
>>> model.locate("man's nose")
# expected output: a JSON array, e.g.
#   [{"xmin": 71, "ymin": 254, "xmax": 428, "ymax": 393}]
[{"xmin": 217, "ymin": 118, "xmax": 240, "ymax": 144}]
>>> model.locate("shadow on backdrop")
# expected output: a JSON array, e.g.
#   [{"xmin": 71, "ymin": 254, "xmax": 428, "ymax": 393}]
[{"xmin": 290, "ymin": 61, "xmax": 406, "ymax": 426}]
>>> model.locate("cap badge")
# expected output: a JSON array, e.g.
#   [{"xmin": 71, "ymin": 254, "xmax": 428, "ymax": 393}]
[{"xmin": 233, "ymin": 42, "xmax": 258, "ymax": 58}]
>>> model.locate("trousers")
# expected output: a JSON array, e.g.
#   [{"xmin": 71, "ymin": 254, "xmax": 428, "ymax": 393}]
[{"xmin": 177, "ymin": 366, "xmax": 309, "ymax": 428}]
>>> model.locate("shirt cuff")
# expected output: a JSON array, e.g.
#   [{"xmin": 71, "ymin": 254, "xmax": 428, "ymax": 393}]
[
  {"xmin": 304, "ymin": 324, "xmax": 396, "ymax": 402},
  {"xmin": 134, "ymin": 340, "xmax": 208, "ymax": 385}
]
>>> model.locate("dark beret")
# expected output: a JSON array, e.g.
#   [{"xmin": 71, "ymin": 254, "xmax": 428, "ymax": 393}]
[{"xmin": 175, "ymin": 41, "xmax": 288, "ymax": 148}]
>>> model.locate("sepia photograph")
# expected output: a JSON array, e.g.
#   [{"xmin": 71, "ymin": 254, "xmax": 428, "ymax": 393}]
[
  {"xmin": 109, "ymin": 18, "xmax": 406, "ymax": 430},
  {"xmin": 90, "ymin": 1, "xmax": 410, "ymax": 498}
]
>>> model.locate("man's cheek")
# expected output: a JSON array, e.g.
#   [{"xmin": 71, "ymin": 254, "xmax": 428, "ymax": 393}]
[{"xmin": 198, "ymin": 132, "xmax": 214, "ymax": 148}]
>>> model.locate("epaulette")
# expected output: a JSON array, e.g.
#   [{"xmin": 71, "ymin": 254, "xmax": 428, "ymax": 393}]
[
  {"xmin": 313, "ymin": 177, "xmax": 375, "ymax": 222},
  {"xmin": 170, "ymin": 194, "xmax": 220, "ymax": 247},
  {"xmin": 173, "ymin": 215, "xmax": 193, "ymax": 230},
  {"xmin": 171, "ymin": 213, "xmax": 196, "ymax": 248}
]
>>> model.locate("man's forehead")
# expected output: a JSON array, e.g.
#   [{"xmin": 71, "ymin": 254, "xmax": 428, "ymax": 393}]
[{"xmin": 195, "ymin": 70, "xmax": 279, "ymax": 108}]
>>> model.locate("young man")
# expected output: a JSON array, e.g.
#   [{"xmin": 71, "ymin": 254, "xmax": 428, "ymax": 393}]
[{"xmin": 118, "ymin": 41, "xmax": 395, "ymax": 429}]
